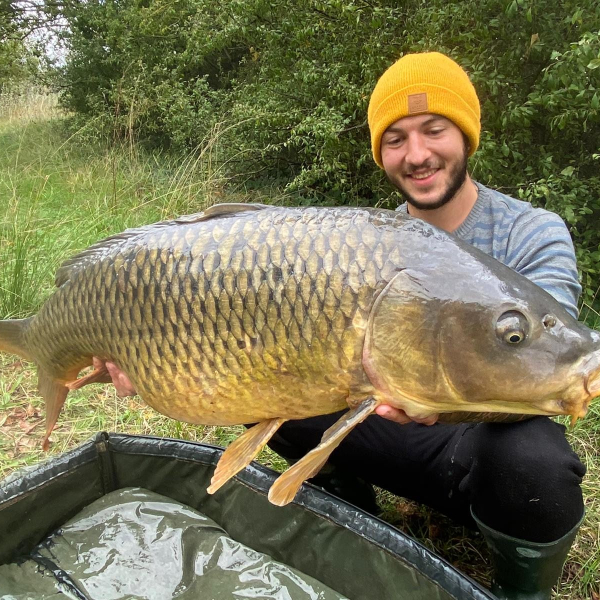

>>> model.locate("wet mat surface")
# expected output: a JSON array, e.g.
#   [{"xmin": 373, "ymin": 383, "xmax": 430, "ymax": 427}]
[{"xmin": 0, "ymin": 487, "xmax": 348, "ymax": 600}]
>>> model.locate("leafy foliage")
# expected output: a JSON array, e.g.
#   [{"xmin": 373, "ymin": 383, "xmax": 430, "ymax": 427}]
[
  {"xmin": 47, "ymin": 0, "xmax": 600, "ymax": 299},
  {"xmin": 0, "ymin": 0, "xmax": 40, "ymax": 91}
]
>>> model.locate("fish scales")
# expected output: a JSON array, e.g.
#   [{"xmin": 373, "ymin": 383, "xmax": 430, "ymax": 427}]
[
  {"xmin": 36, "ymin": 207, "xmax": 398, "ymax": 424},
  {"xmin": 2, "ymin": 203, "xmax": 599, "ymax": 505}
]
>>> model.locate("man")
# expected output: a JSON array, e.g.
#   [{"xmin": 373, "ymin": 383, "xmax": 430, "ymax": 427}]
[
  {"xmin": 98, "ymin": 53, "xmax": 586, "ymax": 600},
  {"xmin": 264, "ymin": 52, "xmax": 586, "ymax": 600}
]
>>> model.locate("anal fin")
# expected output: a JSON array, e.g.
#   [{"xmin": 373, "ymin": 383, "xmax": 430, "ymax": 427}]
[
  {"xmin": 38, "ymin": 369, "xmax": 69, "ymax": 451},
  {"xmin": 207, "ymin": 417, "xmax": 287, "ymax": 495},
  {"xmin": 268, "ymin": 397, "xmax": 379, "ymax": 506}
]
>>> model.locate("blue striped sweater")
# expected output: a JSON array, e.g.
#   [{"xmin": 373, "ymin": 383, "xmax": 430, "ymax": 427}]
[{"xmin": 397, "ymin": 182, "xmax": 581, "ymax": 318}]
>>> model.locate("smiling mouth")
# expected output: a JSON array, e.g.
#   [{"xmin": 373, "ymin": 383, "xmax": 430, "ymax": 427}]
[{"xmin": 408, "ymin": 168, "xmax": 438, "ymax": 180}]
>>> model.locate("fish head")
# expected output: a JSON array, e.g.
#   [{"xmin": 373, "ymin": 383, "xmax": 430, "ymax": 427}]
[{"xmin": 363, "ymin": 246, "xmax": 600, "ymax": 422}]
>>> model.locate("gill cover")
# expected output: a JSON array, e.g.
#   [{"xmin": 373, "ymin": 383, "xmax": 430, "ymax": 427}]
[{"xmin": 363, "ymin": 267, "xmax": 455, "ymax": 412}]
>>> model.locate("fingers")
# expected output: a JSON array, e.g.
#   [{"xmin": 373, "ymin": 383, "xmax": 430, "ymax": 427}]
[
  {"xmin": 101, "ymin": 359, "xmax": 137, "ymax": 397},
  {"xmin": 375, "ymin": 404, "xmax": 413, "ymax": 424},
  {"xmin": 375, "ymin": 405, "xmax": 439, "ymax": 426},
  {"xmin": 414, "ymin": 413, "xmax": 439, "ymax": 426}
]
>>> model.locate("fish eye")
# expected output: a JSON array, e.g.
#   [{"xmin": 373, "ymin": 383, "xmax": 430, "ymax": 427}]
[{"xmin": 496, "ymin": 310, "xmax": 529, "ymax": 345}]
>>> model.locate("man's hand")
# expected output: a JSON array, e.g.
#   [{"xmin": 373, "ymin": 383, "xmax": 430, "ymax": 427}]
[
  {"xmin": 375, "ymin": 404, "xmax": 439, "ymax": 426},
  {"xmin": 92, "ymin": 357, "xmax": 137, "ymax": 397}
]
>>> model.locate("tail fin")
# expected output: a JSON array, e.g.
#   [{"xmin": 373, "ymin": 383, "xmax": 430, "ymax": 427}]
[
  {"xmin": 0, "ymin": 318, "xmax": 34, "ymax": 361},
  {"xmin": 0, "ymin": 318, "xmax": 69, "ymax": 450}
]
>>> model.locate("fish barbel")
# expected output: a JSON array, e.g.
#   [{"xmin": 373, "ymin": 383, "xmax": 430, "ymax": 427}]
[{"xmin": 0, "ymin": 203, "xmax": 599, "ymax": 505}]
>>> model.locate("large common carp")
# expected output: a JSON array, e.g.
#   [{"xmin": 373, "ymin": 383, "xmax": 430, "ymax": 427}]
[{"xmin": 1, "ymin": 204, "xmax": 599, "ymax": 505}]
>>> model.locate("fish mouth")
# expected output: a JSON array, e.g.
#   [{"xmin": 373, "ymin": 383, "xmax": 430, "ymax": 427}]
[
  {"xmin": 561, "ymin": 373, "xmax": 599, "ymax": 427},
  {"xmin": 568, "ymin": 350, "xmax": 600, "ymax": 425},
  {"xmin": 567, "ymin": 399, "xmax": 589, "ymax": 427},
  {"xmin": 568, "ymin": 374, "xmax": 598, "ymax": 427},
  {"xmin": 584, "ymin": 370, "xmax": 600, "ymax": 398},
  {"xmin": 581, "ymin": 350, "xmax": 600, "ymax": 387}
]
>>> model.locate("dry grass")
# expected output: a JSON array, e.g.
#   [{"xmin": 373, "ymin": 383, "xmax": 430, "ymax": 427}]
[{"xmin": 0, "ymin": 85, "xmax": 59, "ymax": 124}]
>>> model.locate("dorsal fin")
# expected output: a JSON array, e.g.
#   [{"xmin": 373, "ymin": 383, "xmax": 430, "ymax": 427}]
[
  {"xmin": 55, "ymin": 203, "xmax": 272, "ymax": 287},
  {"xmin": 174, "ymin": 202, "xmax": 271, "ymax": 223}
]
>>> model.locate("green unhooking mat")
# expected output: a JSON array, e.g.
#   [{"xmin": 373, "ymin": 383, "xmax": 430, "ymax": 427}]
[
  {"xmin": 0, "ymin": 433, "xmax": 495, "ymax": 600},
  {"xmin": 0, "ymin": 487, "xmax": 347, "ymax": 599}
]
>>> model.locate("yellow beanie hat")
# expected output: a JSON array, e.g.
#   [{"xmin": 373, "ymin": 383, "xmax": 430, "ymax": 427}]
[{"xmin": 368, "ymin": 52, "xmax": 481, "ymax": 168}]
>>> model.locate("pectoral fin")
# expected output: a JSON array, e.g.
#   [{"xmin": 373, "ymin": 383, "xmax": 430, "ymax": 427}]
[
  {"xmin": 208, "ymin": 417, "xmax": 287, "ymax": 495},
  {"xmin": 268, "ymin": 397, "xmax": 379, "ymax": 506}
]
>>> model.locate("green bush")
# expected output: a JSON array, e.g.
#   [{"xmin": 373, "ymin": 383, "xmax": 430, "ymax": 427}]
[{"xmin": 51, "ymin": 0, "xmax": 600, "ymax": 300}]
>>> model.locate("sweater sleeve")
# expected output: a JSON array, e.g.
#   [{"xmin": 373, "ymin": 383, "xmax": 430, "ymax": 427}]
[{"xmin": 504, "ymin": 210, "xmax": 581, "ymax": 318}]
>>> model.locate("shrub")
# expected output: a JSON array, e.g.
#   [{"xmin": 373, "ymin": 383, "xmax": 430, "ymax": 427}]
[{"xmin": 51, "ymin": 0, "xmax": 600, "ymax": 299}]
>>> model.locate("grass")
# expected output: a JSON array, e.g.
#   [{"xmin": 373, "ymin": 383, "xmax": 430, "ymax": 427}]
[
  {"xmin": 0, "ymin": 89, "xmax": 598, "ymax": 599},
  {"xmin": 0, "ymin": 92, "xmax": 231, "ymax": 317}
]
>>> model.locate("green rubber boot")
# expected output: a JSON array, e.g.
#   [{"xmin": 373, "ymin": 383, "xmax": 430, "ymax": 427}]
[{"xmin": 472, "ymin": 509, "xmax": 583, "ymax": 600}]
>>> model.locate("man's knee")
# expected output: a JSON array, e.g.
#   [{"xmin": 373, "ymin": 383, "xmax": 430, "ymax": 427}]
[
  {"xmin": 465, "ymin": 417, "xmax": 586, "ymax": 540},
  {"xmin": 472, "ymin": 417, "xmax": 585, "ymax": 485}
]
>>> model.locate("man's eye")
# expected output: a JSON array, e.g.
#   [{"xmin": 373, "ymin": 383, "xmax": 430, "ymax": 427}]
[{"xmin": 428, "ymin": 128, "xmax": 443, "ymax": 135}]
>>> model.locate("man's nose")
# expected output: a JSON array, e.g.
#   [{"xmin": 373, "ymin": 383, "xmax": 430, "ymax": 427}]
[{"xmin": 405, "ymin": 134, "xmax": 431, "ymax": 166}]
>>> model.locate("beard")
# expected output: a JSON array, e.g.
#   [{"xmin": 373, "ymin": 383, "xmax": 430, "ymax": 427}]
[{"xmin": 392, "ymin": 143, "xmax": 469, "ymax": 211}]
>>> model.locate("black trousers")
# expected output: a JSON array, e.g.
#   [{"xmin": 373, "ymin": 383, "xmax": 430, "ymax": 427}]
[{"xmin": 268, "ymin": 414, "xmax": 586, "ymax": 543}]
